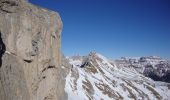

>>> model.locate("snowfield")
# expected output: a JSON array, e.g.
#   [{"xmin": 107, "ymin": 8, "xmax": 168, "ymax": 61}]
[{"xmin": 65, "ymin": 52, "xmax": 170, "ymax": 100}]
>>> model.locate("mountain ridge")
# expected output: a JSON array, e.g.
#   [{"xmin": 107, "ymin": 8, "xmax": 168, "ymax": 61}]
[{"xmin": 65, "ymin": 52, "xmax": 170, "ymax": 100}]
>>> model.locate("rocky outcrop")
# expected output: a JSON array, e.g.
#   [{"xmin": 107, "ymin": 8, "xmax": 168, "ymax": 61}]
[{"xmin": 0, "ymin": 0, "xmax": 67, "ymax": 100}]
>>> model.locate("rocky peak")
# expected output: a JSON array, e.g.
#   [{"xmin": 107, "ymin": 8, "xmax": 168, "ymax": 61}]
[{"xmin": 66, "ymin": 53, "xmax": 170, "ymax": 100}]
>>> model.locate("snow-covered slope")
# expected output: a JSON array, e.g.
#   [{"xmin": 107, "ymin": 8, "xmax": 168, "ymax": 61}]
[
  {"xmin": 115, "ymin": 56, "xmax": 170, "ymax": 83},
  {"xmin": 65, "ymin": 52, "xmax": 170, "ymax": 100}
]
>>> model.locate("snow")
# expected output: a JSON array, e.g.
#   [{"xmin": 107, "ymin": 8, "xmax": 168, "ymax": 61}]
[
  {"xmin": 65, "ymin": 71, "xmax": 79, "ymax": 100},
  {"xmin": 65, "ymin": 53, "xmax": 170, "ymax": 100}
]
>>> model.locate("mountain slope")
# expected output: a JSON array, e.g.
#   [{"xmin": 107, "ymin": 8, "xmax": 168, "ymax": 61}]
[
  {"xmin": 115, "ymin": 56, "xmax": 170, "ymax": 83},
  {"xmin": 65, "ymin": 52, "xmax": 170, "ymax": 100}
]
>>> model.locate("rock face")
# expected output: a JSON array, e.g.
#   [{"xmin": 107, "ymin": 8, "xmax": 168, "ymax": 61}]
[{"xmin": 0, "ymin": 0, "xmax": 67, "ymax": 100}]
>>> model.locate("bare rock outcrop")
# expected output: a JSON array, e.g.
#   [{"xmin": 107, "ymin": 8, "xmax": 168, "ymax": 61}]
[{"xmin": 0, "ymin": 0, "xmax": 67, "ymax": 100}]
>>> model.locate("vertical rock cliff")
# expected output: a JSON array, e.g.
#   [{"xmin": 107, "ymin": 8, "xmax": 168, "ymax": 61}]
[{"xmin": 0, "ymin": 0, "xmax": 67, "ymax": 100}]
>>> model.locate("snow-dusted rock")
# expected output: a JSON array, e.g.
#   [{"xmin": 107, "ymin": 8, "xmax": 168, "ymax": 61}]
[
  {"xmin": 115, "ymin": 56, "xmax": 170, "ymax": 83},
  {"xmin": 65, "ymin": 52, "xmax": 170, "ymax": 100}
]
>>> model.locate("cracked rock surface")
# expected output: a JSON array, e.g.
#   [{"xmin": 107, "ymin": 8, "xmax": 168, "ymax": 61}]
[{"xmin": 0, "ymin": 0, "xmax": 68, "ymax": 100}]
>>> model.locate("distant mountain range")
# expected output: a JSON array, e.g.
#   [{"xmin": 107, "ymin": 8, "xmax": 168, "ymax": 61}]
[
  {"xmin": 115, "ymin": 56, "xmax": 170, "ymax": 83},
  {"xmin": 64, "ymin": 52, "xmax": 170, "ymax": 100}
]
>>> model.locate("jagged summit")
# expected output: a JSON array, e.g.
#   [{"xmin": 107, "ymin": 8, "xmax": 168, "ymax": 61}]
[
  {"xmin": 65, "ymin": 52, "xmax": 170, "ymax": 100},
  {"xmin": 1, "ymin": 0, "xmax": 169, "ymax": 99}
]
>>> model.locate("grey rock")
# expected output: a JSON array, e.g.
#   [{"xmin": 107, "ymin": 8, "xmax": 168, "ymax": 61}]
[{"xmin": 0, "ymin": 0, "xmax": 67, "ymax": 100}]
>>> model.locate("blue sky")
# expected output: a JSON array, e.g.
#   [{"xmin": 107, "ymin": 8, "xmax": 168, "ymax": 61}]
[{"xmin": 29, "ymin": 0, "xmax": 170, "ymax": 59}]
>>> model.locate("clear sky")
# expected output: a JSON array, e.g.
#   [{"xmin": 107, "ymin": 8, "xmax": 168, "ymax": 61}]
[{"xmin": 29, "ymin": 0, "xmax": 170, "ymax": 59}]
